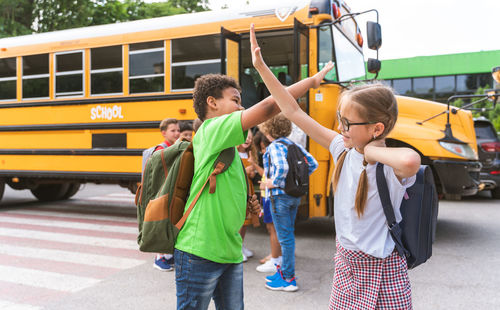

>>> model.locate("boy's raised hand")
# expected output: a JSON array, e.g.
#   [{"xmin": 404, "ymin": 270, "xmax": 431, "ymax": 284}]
[
  {"xmin": 312, "ymin": 61, "xmax": 335, "ymax": 88},
  {"xmin": 250, "ymin": 23, "xmax": 265, "ymax": 71}
]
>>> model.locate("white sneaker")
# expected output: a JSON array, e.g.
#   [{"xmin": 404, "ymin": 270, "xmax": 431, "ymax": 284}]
[
  {"xmin": 242, "ymin": 252, "xmax": 248, "ymax": 263},
  {"xmin": 256, "ymin": 259, "xmax": 277, "ymax": 273},
  {"xmin": 242, "ymin": 245, "xmax": 254, "ymax": 258}
]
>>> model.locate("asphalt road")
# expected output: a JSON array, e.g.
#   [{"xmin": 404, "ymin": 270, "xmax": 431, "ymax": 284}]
[{"xmin": 0, "ymin": 185, "xmax": 499, "ymax": 310}]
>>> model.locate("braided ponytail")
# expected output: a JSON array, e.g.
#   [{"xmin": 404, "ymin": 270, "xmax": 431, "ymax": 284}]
[{"xmin": 354, "ymin": 158, "xmax": 369, "ymax": 218}]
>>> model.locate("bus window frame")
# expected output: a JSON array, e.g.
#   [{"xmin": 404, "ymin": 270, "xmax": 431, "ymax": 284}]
[
  {"xmin": 90, "ymin": 45, "xmax": 124, "ymax": 97},
  {"xmin": 316, "ymin": 23, "xmax": 339, "ymax": 82},
  {"xmin": 331, "ymin": 24, "xmax": 365, "ymax": 82},
  {"xmin": 22, "ymin": 54, "xmax": 50, "ymax": 101},
  {"xmin": 128, "ymin": 41, "xmax": 165, "ymax": 95},
  {"xmin": 54, "ymin": 49, "xmax": 85, "ymax": 99},
  {"xmin": 170, "ymin": 34, "xmax": 222, "ymax": 92},
  {"xmin": 0, "ymin": 57, "xmax": 17, "ymax": 102}
]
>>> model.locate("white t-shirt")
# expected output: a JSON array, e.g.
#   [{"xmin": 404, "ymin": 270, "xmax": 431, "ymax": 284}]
[{"xmin": 329, "ymin": 134, "xmax": 416, "ymax": 258}]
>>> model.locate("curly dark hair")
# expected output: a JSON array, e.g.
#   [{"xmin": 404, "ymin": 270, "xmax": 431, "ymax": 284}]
[
  {"xmin": 259, "ymin": 114, "xmax": 292, "ymax": 139},
  {"xmin": 193, "ymin": 74, "xmax": 242, "ymax": 121}
]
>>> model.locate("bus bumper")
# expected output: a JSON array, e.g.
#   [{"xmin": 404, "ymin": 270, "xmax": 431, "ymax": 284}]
[{"xmin": 433, "ymin": 160, "xmax": 482, "ymax": 196}]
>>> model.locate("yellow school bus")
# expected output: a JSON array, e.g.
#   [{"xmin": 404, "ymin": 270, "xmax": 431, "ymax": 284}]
[{"xmin": 0, "ymin": 0, "xmax": 480, "ymax": 214}]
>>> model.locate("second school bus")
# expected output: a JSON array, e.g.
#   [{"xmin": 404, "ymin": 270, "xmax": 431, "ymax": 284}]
[{"xmin": 0, "ymin": 0, "xmax": 481, "ymax": 217}]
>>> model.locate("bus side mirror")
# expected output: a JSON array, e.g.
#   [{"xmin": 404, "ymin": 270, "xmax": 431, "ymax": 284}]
[
  {"xmin": 367, "ymin": 21, "xmax": 382, "ymax": 50},
  {"xmin": 367, "ymin": 58, "xmax": 381, "ymax": 74}
]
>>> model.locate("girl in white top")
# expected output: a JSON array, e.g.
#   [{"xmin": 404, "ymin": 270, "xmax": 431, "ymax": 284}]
[{"xmin": 249, "ymin": 24, "xmax": 421, "ymax": 309}]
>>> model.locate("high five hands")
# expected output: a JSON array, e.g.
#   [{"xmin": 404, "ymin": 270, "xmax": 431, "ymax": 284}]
[{"xmin": 250, "ymin": 23, "xmax": 335, "ymax": 88}]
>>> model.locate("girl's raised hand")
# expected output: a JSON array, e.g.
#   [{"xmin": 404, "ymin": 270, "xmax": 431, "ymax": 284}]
[
  {"xmin": 312, "ymin": 61, "xmax": 334, "ymax": 88},
  {"xmin": 250, "ymin": 23, "xmax": 265, "ymax": 70}
]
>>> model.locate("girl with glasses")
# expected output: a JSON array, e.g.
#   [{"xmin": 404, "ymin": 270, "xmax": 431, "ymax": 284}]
[{"xmin": 250, "ymin": 24, "xmax": 421, "ymax": 309}]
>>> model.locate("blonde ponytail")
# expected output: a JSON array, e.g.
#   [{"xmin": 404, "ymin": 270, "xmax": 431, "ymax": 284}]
[
  {"xmin": 331, "ymin": 151, "xmax": 347, "ymax": 192},
  {"xmin": 354, "ymin": 158, "xmax": 369, "ymax": 218}
]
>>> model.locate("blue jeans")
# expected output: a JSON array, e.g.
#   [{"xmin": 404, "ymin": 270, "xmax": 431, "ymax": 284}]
[
  {"xmin": 270, "ymin": 194, "xmax": 301, "ymax": 279},
  {"xmin": 174, "ymin": 249, "xmax": 244, "ymax": 310}
]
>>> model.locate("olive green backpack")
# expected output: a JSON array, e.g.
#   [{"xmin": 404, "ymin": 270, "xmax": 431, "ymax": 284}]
[{"xmin": 135, "ymin": 140, "xmax": 235, "ymax": 253}]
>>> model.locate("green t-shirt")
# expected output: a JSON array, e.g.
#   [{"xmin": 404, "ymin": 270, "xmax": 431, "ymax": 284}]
[{"xmin": 175, "ymin": 111, "xmax": 248, "ymax": 263}]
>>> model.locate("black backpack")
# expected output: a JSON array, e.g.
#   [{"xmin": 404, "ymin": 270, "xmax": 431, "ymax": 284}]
[
  {"xmin": 275, "ymin": 140, "xmax": 309, "ymax": 197},
  {"xmin": 375, "ymin": 163, "xmax": 439, "ymax": 269}
]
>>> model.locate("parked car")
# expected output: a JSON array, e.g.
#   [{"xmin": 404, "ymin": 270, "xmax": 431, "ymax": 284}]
[{"xmin": 474, "ymin": 117, "xmax": 500, "ymax": 198}]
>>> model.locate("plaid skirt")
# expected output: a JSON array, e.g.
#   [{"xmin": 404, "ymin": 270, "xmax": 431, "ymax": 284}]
[{"xmin": 329, "ymin": 241, "xmax": 412, "ymax": 310}]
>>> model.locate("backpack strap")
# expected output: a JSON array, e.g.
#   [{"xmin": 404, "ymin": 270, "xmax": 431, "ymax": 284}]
[
  {"xmin": 175, "ymin": 147, "xmax": 235, "ymax": 230},
  {"xmin": 375, "ymin": 163, "xmax": 397, "ymax": 227},
  {"xmin": 375, "ymin": 163, "xmax": 409, "ymax": 258}
]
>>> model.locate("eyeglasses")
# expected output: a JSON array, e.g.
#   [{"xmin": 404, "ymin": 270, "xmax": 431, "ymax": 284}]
[{"xmin": 337, "ymin": 111, "xmax": 377, "ymax": 132}]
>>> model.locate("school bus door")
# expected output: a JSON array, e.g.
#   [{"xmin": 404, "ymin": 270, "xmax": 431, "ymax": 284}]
[{"xmin": 221, "ymin": 27, "xmax": 241, "ymax": 83}]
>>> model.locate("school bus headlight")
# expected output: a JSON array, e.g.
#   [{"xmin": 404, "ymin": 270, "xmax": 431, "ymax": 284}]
[{"xmin": 439, "ymin": 141, "xmax": 476, "ymax": 159}]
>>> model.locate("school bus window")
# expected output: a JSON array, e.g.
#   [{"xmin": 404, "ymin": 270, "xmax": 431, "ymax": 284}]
[
  {"xmin": 171, "ymin": 35, "xmax": 220, "ymax": 90},
  {"xmin": 55, "ymin": 51, "xmax": 84, "ymax": 97},
  {"xmin": 23, "ymin": 54, "xmax": 50, "ymax": 99},
  {"xmin": 318, "ymin": 25, "xmax": 337, "ymax": 81},
  {"xmin": 91, "ymin": 45, "xmax": 123, "ymax": 95},
  {"xmin": 0, "ymin": 57, "xmax": 16, "ymax": 100},
  {"xmin": 129, "ymin": 40, "xmax": 164, "ymax": 94}
]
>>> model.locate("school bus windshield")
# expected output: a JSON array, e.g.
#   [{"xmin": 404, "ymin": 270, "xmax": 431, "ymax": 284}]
[
  {"xmin": 318, "ymin": 23, "xmax": 365, "ymax": 82},
  {"xmin": 332, "ymin": 25, "xmax": 365, "ymax": 81}
]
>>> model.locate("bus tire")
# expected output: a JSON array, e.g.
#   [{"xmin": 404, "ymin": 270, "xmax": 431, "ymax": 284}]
[
  {"xmin": 31, "ymin": 183, "xmax": 70, "ymax": 202},
  {"xmin": 0, "ymin": 180, "xmax": 5, "ymax": 203},
  {"xmin": 491, "ymin": 187, "xmax": 500, "ymax": 199},
  {"xmin": 62, "ymin": 183, "xmax": 81, "ymax": 200}
]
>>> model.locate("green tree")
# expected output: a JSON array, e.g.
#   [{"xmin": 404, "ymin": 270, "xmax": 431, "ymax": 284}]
[
  {"xmin": 0, "ymin": 0, "xmax": 33, "ymax": 38},
  {"xmin": 169, "ymin": 0, "xmax": 209, "ymax": 12},
  {"xmin": 1, "ymin": 0, "xmax": 210, "ymax": 38},
  {"xmin": 451, "ymin": 85, "xmax": 500, "ymax": 132}
]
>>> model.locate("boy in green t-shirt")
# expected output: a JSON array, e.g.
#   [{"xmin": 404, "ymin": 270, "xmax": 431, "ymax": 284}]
[{"xmin": 174, "ymin": 67, "xmax": 332, "ymax": 309}]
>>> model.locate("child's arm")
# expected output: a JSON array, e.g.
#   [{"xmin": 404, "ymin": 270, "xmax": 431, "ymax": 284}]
[
  {"xmin": 364, "ymin": 139, "xmax": 421, "ymax": 180},
  {"xmin": 241, "ymin": 26, "xmax": 334, "ymax": 132},
  {"xmin": 249, "ymin": 24, "xmax": 337, "ymax": 150}
]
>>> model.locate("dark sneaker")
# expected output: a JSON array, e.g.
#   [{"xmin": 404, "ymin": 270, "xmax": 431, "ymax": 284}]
[{"xmin": 154, "ymin": 257, "xmax": 173, "ymax": 271}]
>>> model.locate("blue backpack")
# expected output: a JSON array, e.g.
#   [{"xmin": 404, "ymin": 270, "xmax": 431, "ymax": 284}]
[{"xmin": 375, "ymin": 163, "xmax": 439, "ymax": 269}]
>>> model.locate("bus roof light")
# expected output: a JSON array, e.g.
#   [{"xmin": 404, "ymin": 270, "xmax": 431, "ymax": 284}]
[
  {"xmin": 332, "ymin": 2, "xmax": 341, "ymax": 19},
  {"xmin": 356, "ymin": 27, "xmax": 363, "ymax": 47},
  {"xmin": 309, "ymin": 7, "xmax": 319, "ymax": 15}
]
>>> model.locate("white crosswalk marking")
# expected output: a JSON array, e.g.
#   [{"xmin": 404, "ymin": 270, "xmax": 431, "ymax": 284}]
[
  {"xmin": 0, "ymin": 300, "xmax": 41, "ymax": 310},
  {"xmin": 0, "ymin": 266, "xmax": 100, "ymax": 292},
  {"xmin": 4, "ymin": 209, "xmax": 137, "ymax": 223},
  {"xmin": 0, "ymin": 216, "xmax": 138, "ymax": 234},
  {"xmin": 0, "ymin": 244, "xmax": 145, "ymax": 269},
  {"xmin": 0, "ymin": 227, "xmax": 139, "ymax": 249},
  {"xmin": 0, "ymin": 192, "xmax": 151, "ymax": 309}
]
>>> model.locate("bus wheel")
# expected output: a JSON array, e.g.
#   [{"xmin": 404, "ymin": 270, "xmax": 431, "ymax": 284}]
[
  {"xmin": 30, "ymin": 183, "xmax": 70, "ymax": 202},
  {"xmin": 62, "ymin": 183, "xmax": 81, "ymax": 200},
  {"xmin": 0, "ymin": 180, "xmax": 5, "ymax": 203}
]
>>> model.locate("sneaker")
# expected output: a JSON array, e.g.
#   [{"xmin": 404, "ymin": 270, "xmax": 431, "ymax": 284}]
[
  {"xmin": 265, "ymin": 274, "xmax": 298, "ymax": 292},
  {"xmin": 242, "ymin": 252, "xmax": 248, "ymax": 263},
  {"xmin": 256, "ymin": 259, "xmax": 277, "ymax": 273},
  {"xmin": 266, "ymin": 268, "xmax": 281, "ymax": 283},
  {"xmin": 153, "ymin": 257, "xmax": 173, "ymax": 271},
  {"xmin": 242, "ymin": 245, "xmax": 254, "ymax": 258}
]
